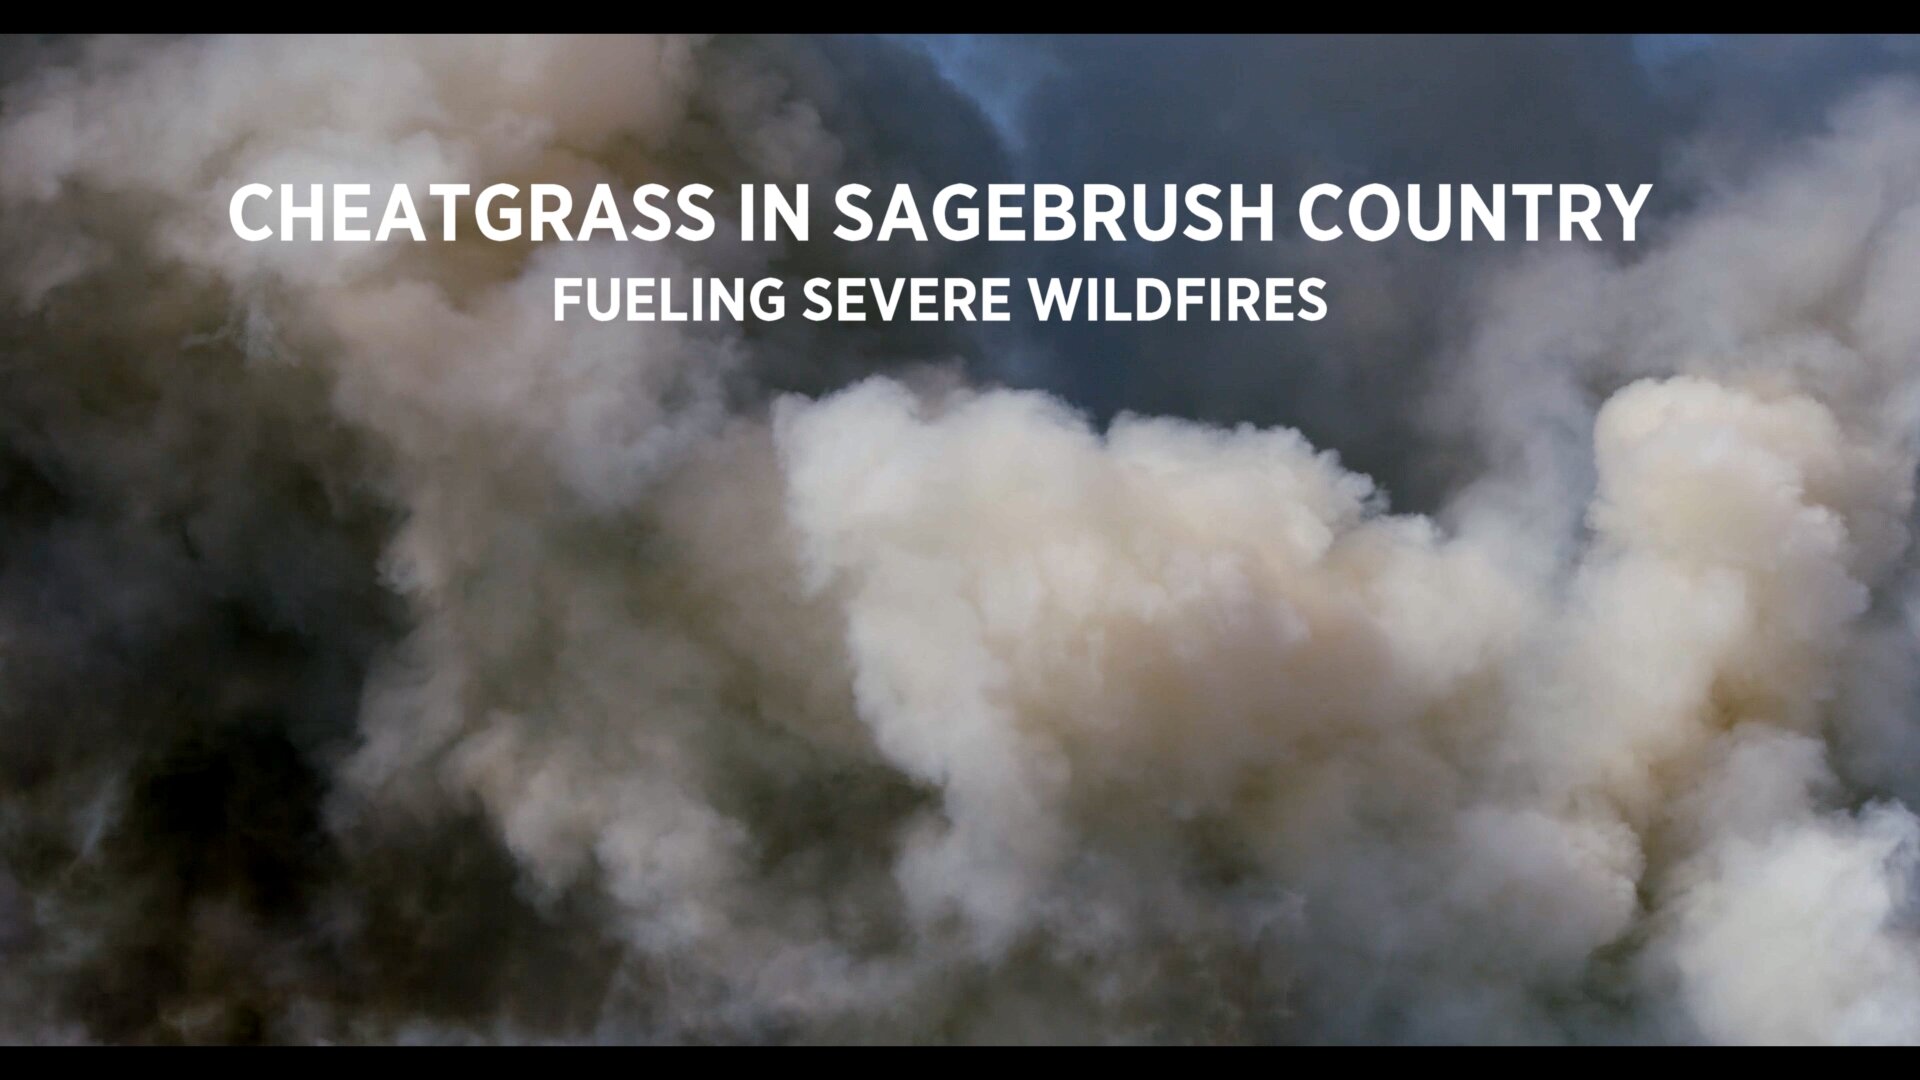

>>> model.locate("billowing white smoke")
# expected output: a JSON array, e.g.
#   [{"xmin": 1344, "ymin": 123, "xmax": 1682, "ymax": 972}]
[{"xmin": 3, "ymin": 34, "xmax": 1920, "ymax": 1044}]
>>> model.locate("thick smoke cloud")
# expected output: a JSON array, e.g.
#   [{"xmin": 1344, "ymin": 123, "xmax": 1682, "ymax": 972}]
[{"xmin": 4, "ymin": 33, "xmax": 1920, "ymax": 1044}]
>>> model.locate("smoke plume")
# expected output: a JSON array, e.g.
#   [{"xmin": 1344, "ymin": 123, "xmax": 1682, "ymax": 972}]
[{"xmin": 4, "ymin": 33, "xmax": 1920, "ymax": 1044}]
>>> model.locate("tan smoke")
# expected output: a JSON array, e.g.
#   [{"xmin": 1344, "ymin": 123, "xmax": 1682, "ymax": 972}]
[{"xmin": 3, "ymin": 34, "xmax": 1920, "ymax": 1043}]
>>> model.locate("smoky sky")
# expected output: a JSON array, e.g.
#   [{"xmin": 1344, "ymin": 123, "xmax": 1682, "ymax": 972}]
[
  {"xmin": 7, "ymin": 34, "xmax": 1920, "ymax": 1046},
  {"xmin": 909, "ymin": 33, "xmax": 1920, "ymax": 510}
]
